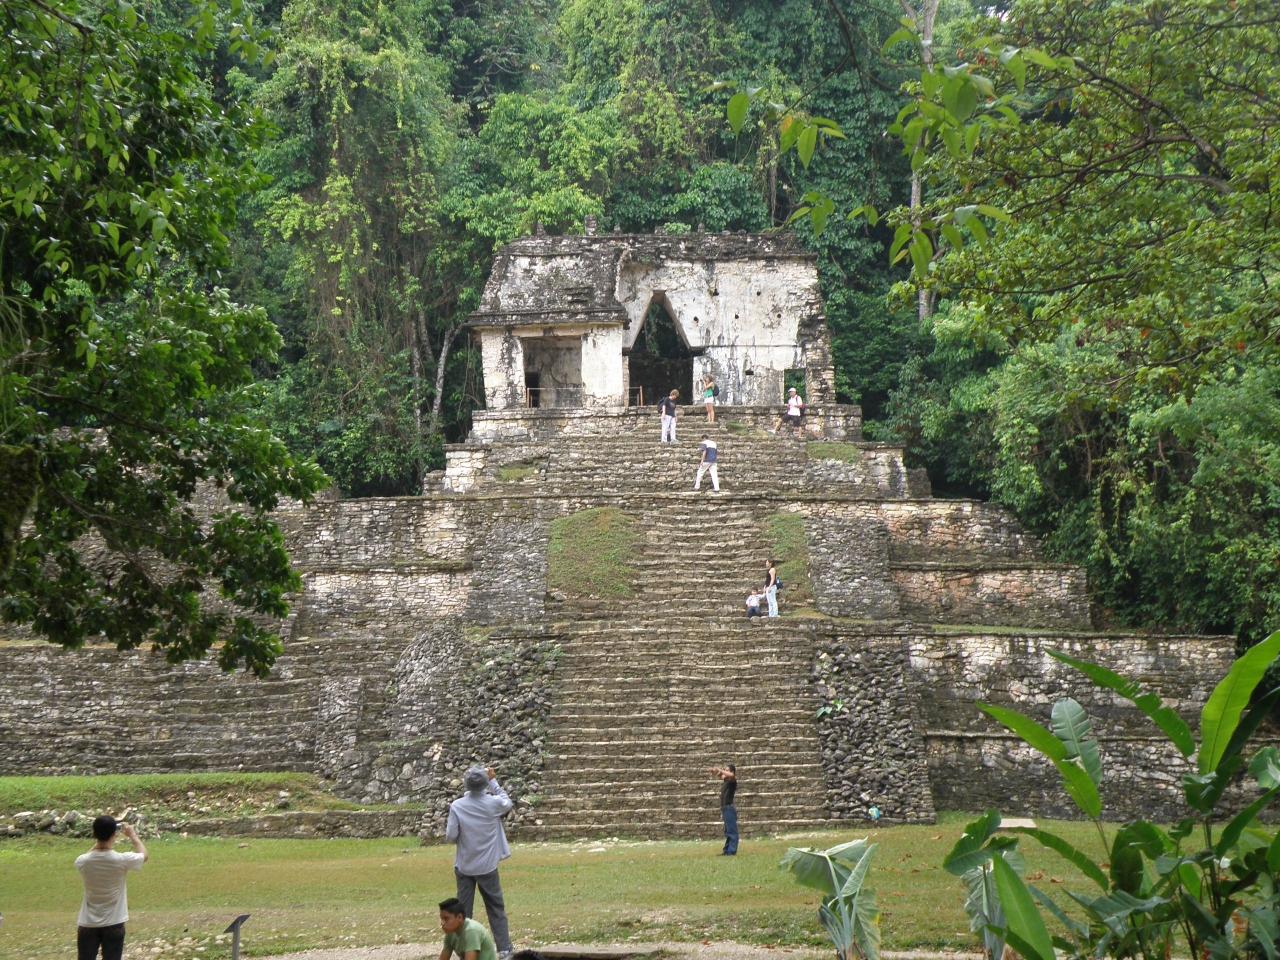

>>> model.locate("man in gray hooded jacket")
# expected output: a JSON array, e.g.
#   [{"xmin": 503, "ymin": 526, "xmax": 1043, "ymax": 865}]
[{"xmin": 446, "ymin": 766, "xmax": 514, "ymax": 959}]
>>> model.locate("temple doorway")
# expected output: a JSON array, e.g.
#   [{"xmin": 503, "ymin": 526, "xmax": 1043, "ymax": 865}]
[{"xmin": 627, "ymin": 295, "xmax": 694, "ymax": 406}]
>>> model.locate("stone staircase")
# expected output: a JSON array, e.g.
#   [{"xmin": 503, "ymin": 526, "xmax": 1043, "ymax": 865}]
[
  {"xmin": 527, "ymin": 618, "xmax": 833, "ymax": 839},
  {"xmin": 467, "ymin": 415, "xmax": 914, "ymax": 499},
  {"xmin": 530, "ymin": 486, "xmax": 843, "ymax": 839}
]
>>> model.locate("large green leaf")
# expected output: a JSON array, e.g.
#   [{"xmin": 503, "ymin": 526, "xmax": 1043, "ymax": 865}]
[
  {"xmin": 980, "ymin": 703, "xmax": 1102, "ymax": 817},
  {"xmin": 1048, "ymin": 650, "xmax": 1193, "ymax": 756},
  {"xmin": 992, "ymin": 854, "xmax": 1054, "ymax": 960},
  {"xmin": 1072, "ymin": 889, "xmax": 1169, "ymax": 934},
  {"xmin": 828, "ymin": 837, "xmax": 875, "ymax": 865},
  {"xmin": 1251, "ymin": 746, "xmax": 1280, "ymax": 789},
  {"xmin": 1110, "ymin": 824, "xmax": 1152, "ymax": 894},
  {"xmin": 1050, "ymin": 697, "xmax": 1102, "ymax": 786},
  {"xmin": 1200, "ymin": 631, "xmax": 1280, "ymax": 774},
  {"xmin": 1183, "ymin": 754, "xmax": 1243, "ymax": 813},
  {"xmin": 1008, "ymin": 826, "xmax": 1108, "ymax": 889},
  {"xmin": 1216, "ymin": 788, "xmax": 1279, "ymax": 856},
  {"xmin": 780, "ymin": 847, "xmax": 840, "ymax": 896},
  {"xmin": 726, "ymin": 92, "xmax": 749, "ymax": 134},
  {"xmin": 853, "ymin": 890, "xmax": 882, "ymax": 960},
  {"xmin": 838, "ymin": 843, "xmax": 878, "ymax": 899},
  {"xmin": 944, "ymin": 810, "xmax": 1003, "ymax": 876}
]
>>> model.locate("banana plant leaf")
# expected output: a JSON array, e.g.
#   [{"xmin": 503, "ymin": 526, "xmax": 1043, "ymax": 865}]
[
  {"xmin": 1050, "ymin": 697, "xmax": 1102, "ymax": 786},
  {"xmin": 1200, "ymin": 630, "xmax": 1280, "ymax": 775}
]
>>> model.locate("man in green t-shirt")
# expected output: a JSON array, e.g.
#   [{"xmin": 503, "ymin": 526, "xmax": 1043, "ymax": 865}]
[{"xmin": 439, "ymin": 897, "xmax": 498, "ymax": 960}]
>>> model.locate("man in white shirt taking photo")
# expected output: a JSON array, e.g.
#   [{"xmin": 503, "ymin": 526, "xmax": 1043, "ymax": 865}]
[{"xmin": 75, "ymin": 814, "xmax": 148, "ymax": 960}]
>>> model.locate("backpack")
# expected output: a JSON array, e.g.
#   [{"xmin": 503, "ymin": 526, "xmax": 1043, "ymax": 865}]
[
  {"xmin": 712, "ymin": 384, "xmax": 720, "ymax": 398},
  {"xmin": 776, "ymin": 577, "xmax": 784, "ymax": 592}
]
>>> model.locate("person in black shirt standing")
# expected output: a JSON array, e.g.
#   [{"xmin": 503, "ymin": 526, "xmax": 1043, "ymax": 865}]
[
  {"xmin": 711, "ymin": 763, "xmax": 738, "ymax": 855},
  {"xmin": 659, "ymin": 390, "xmax": 679, "ymax": 443}
]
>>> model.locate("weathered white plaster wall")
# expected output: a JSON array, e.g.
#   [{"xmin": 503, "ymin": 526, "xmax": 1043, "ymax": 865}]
[
  {"xmin": 524, "ymin": 337, "xmax": 583, "ymax": 407},
  {"xmin": 581, "ymin": 327, "xmax": 624, "ymax": 406},
  {"xmin": 616, "ymin": 258, "xmax": 819, "ymax": 405},
  {"xmin": 482, "ymin": 326, "xmax": 625, "ymax": 409},
  {"xmin": 480, "ymin": 330, "xmax": 525, "ymax": 409}
]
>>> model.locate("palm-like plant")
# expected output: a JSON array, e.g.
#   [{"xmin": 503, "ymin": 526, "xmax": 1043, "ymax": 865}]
[
  {"xmin": 781, "ymin": 837, "xmax": 881, "ymax": 960},
  {"xmin": 946, "ymin": 629, "xmax": 1280, "ymax": 960}
]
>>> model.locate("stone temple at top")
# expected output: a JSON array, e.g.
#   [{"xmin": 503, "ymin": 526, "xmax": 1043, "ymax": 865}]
[{"xmin": 470, "ymin": 222, "xmax": 836, "ymax": 410}]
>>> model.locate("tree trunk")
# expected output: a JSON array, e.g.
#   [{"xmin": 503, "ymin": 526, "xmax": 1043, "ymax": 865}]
[
  {"xmin": 903, "ymin": 0, "xmax": 940, "ymax": 321},
  {"xmin": 409, "ymin": 321, "xmax": 425, "ymax": 489},
  {"xmin": 426, "ymin": 324, "xmax": 463, "ymax": 443}
]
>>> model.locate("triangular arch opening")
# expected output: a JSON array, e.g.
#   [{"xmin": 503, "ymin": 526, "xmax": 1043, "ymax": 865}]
[{"xmin": 627, "ymin": 293, "xmax": 694, "ymax": 406}]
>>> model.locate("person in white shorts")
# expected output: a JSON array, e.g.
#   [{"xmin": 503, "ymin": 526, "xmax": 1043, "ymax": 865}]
[{"xmin": 694, "ymin": 435, "xmax": 720, "ymax": 492}]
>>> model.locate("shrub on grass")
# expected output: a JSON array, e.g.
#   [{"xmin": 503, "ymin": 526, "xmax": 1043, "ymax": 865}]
[{"xmin": 766, "ymin": 511, "xmax": 813, "ymax": 606}]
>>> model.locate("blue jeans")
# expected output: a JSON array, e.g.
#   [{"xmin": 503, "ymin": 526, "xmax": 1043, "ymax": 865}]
[{"xmin": 722, "ymin": 804, "xmax": 739, "ymax": 855}]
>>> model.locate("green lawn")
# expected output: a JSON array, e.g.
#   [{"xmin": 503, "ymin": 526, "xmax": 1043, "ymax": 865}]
[{"xmin": 0, "ymin": 815, "xmax": 1107, "ymax": 960}]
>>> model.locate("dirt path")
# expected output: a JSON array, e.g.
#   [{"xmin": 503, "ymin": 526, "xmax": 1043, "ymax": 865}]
[{"xmin": 259, "ymin": 941, "xmax": 977, "ymax": 960}]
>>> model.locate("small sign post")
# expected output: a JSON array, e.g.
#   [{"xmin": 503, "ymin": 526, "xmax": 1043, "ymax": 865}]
[{"xmin": 224, "ymin": 914, "xmax": 252, "ymax": 960}]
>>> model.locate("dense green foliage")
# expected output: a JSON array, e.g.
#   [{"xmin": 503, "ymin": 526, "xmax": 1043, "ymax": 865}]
[
  {"xmin": 0, "ymin": 0, "xmax": 325, "ymax": 672},
  {"xmin": 225, "ymin": 0, "xmax": 921, "ymax": 500},
  {"xmin": 874, "ymin": 0, "xmax": 1280, "ymax": 646},
  {"xmin": 7, "ymin": 0, "xmax": 1276, "ymax": 663}
]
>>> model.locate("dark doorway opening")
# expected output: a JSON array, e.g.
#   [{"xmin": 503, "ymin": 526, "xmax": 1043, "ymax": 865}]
[
  {"xmin": 628, "ymin": 295, "xmax": 693, "ymax": 406},
  {"xmin": 783, "ymin": 367, "xmax": 806, "ymax": 400}
]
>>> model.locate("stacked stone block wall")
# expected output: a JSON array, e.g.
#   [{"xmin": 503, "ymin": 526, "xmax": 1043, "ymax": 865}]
[
  {"xmin": 907, "ymin": 631, "xmax": 1237, "ymax": 819},
  {"xmin": 811, "ymin": 628, "xmax": 935, "ymax": 823},
  {"xmin": 803, "ymin": 512, "xmax": 900, "ymax": 619}
]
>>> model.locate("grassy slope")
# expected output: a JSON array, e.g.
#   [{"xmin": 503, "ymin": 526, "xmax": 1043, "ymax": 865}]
[
  {"xmin": 547, "ymin": 507, "xmax": 640, "ymax": 599},
  {"xmin": 0, "ymin": 773, "xmax": 366, "ymax": 820},
  {"xmin": 765, "ymin": 511, "xmax": 813, "ymax": 607},
  {"xmin": 1, "ymin": 816, "xmax": 1105, "ymax": 959}
]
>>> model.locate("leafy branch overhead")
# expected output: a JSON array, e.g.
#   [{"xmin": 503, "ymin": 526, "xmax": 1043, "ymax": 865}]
[{"xmin": 1, "ymin": 0, "xmax": 325, "ymax": 674}]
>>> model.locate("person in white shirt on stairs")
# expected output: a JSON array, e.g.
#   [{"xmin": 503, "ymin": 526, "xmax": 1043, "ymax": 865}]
[{"xmin": 694, "ymin": 435, "xmax": 720, "ymax": 492}]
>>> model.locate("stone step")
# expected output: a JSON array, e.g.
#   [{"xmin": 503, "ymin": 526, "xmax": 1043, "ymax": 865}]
[
  {"xmin": 554, "ymin": 652, "xmax": 813, "ymax": 668},
  {"xmin": 515, "ymin": 817, "xmax": 846, "ymax": 840},
  {"xmin": 536, "ymin": 797, "xmax": 826, "ymax": 816},
  {"xmin": 543, "ymin": 742, "xmax": 818, "ymax": 760},
  {"xmin": 541, "ymin": 762, "xmax": 824, "ymax": 782},
  {"xmin": 550, "ymin": 676, "xmax": 815, "ymax": 694},
  {"xmin": 527, "ymin": 814, "xmax": 829, "ymax": 829}
]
